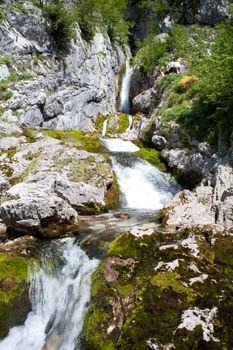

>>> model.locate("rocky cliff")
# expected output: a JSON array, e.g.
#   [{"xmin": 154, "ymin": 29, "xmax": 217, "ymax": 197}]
[{"xmin": 0, "ymin": 1, "xmax": 126, "ymax": 131}]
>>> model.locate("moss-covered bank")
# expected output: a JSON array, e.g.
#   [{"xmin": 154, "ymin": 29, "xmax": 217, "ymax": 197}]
[
  {"xmin": 0, "ymin": 253, "xmax": 31, "ymax": 338},
  {"xmin": 82, "ymin": 229, "xmax": 233, "ymax": 349}
]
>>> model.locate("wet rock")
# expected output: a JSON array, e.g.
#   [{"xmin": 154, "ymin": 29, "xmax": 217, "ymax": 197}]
[{"xmin": 0, "ymin": 235, "xmax": 38, "ymax": 257}]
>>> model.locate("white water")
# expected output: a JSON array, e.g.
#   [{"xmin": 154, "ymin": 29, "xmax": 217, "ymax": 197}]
[
  {"xmin": 102, "ymin": 119, "xmax": 108, "ymax": 137},
  {"xmin": 103, "ymin": 138, "xmax": 179, "ymax": 210},
  {"xmin": 103, "ymin": 138, "xmax": 139, "ymax": 153},
  {"xmin": 120, "ymin": 59, "xmax": 133, "ymax": 114},
  {"xmin": 126, "ymin": 115, "xmax": 133, "ymax": 132},
  {"xmin": 0, "ymin": 239, "xmax": 99, "ymax": 350}
]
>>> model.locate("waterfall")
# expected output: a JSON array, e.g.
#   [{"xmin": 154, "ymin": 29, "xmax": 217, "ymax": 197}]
[
  {"xmin": 102, "ymin": 138, "xmax": 180, "ymax": 210},
  {"xmin": 126, "ymin": 115, "xmax": 133, "ymax": 132},
  {"xmin": 102, "ymin": 119, "xmax": 108, "ymax": 137},
  {"xmin": 120, "ymin": 59, "xmax": 133, "ymax": 114},
  {"xmin": 0, "ymin": 238, "xmax": 99, "ymax": 350}
]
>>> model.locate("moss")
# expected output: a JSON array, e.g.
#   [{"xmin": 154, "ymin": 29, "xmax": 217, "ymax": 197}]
[
  {"xmin": 0, "ymin": 253, "xmax": 31, "ymax": 338},
  {"xmin": 135, "ymin": 147, "xmax": 166, "ymax": 171},
  {"xmin": 42, "ymin": 129, "xmax": 102, "ymax": 153},
  {"xmin": 82, "ymin": 230, "xmax": 233, "ymax": 349},
  {"xmin": 117, "ymin": 114, "xmax": 129, "ymax": 134},
  {"xmin": 104, "ymin": 172, "xmax": 120, "ymax": 210}
]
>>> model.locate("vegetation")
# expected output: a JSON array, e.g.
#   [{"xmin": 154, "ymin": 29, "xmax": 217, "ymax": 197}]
[{"xmin": 82, "ymin": 230, "xmax": 233, "ymax": 349}]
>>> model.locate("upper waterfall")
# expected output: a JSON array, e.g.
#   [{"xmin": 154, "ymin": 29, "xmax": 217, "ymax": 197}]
[{"xmin": 119, "ymin": 59, "xmax": 133, "ymax": 114}]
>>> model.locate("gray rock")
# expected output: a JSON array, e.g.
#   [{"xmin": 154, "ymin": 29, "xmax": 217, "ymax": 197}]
[
  {"xmin": 152, "ymin": 134, "xmax": 167, "ymax": 150},
  {"xmin": 20, "ymin": 106, "xmax": 44, "ymax": 127},
  {"xmin": 132, "ymin": 88, "xmax": 156, "ymax": 114},
  {"xmin": 163, "ymin": 186, "xmax": 215, "ymax": 229},
  {"xmin": 0, "ymin": 176, "xmax": 10, "ymax": 196},
  {"xmin": 165, "ymin": 60, "xmax": 188, "ymax": 74},
  {"xmin": 0, "ymin": 195, "xmax": 78, "ymax": 238},
  {"xmin": 0, "ymin": 64, "xmax": 10, "ymax": 81},
  {"xmin": 0, "ymin": 136, "xmax": 19, "ymax": 151}
]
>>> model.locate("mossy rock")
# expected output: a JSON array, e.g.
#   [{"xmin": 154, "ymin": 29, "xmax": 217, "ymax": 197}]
[
  {"xmin": 135, "ymin": 147, "xmax": 166, "ymax": 171},
  {"xmin": 0, "ymin": 253, "xmax": 31, "ymax": 338},
  {"xmin": 82, "ymin": 230, "xmax": 233, "ymax": 349},
  {"xmin": 42, "ymin": 129, "xmax": 102, "ymax": 153}
]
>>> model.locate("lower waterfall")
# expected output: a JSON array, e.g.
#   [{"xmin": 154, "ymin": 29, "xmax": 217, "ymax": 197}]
[{"xmin": 0, "ymin": 239, "xmax": 99, "ymax": 350}]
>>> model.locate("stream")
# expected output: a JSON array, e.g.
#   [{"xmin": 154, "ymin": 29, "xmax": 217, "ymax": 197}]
[{"xmin": 0, "ymin": 62, "xmax": 180, "ymax": 350}]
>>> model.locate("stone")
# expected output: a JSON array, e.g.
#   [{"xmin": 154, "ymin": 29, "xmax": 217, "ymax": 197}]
[
  {"xmin": 152, "ymin": 134, "xmax": 167, "ymax": 150},
  {"xmin": 19, "ymin": 106, "xmax": 44, "ymax": 127},
  {"xmin": 132, "ymin": 88, "xmax": 157, "ymax": 114},
  {"xmin": 162, "ymin": 186, "xmax": 215, "ymax": 229},
  {"xmin": 0, "ymin": 64, "xmax": 10, "ymax": 81},
  {"xmin": 0, "ymin": 195, "xmax": 78, "ymax": 238},
  {"xmin": 0, "ymin": 176, "xmax": 10, "ymax": 196},
  {"xmin": 165, "ymin": 60, "xmax": 188, "ymax": 74},
  {"xmin": 0, "ymin": 137, "xmax": 19, "ymax": 151}
]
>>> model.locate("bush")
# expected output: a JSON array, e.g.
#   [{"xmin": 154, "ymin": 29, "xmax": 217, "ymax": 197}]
[
  {"xmin": 135, "ymin": 34, "xmax": 170, "ymax": 71},
  {"xmin": 43, "ymin": 0, "xmax": 76, "ymax": 51}
]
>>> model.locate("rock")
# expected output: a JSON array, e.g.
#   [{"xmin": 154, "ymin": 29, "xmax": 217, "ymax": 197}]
[
  {"xmin": 152, "ymin": 134, "xmax": 167, "ymax": 150},
  {"xmin": 160, "ymin": 186, "xmax": 215, "ymax": 229},
  {"xmin": 0, "ymin": 64, "xmax": 10, "ymax": 81},
  {"xmin": 0, "ymin": 176, "xmax": 10, "ymax": 196},
  {"xmin": 19, "ymin": 106, "xmax": 44, "ymax": 127},
  {"xmin": 0, "ymin": 195, "xmax": 78, "ymax": 238},
  {"xmin": 132, "ymin": 88, "xmax": 157, "ymax": 114},
  {"xmin": 0, "ymin": 136, "xmax": 19, "ymax": 151},
  {"xmin": 54, "ymin": 178, "xmax": 105, "ymax": 214},
  {"xmin": 165, "ymin": 60, "xmax": 188, "ymax": 74},
  {"xmin": 0, "ymin": 235, "xmax": 38, "ymax": 256},
  {"xmin": 0, "ymin": 135, "xmax": 117, "ymax": 236},
  {"xmin": 82, "ymin": 231, "xmax": 233, "ymax": 349}
]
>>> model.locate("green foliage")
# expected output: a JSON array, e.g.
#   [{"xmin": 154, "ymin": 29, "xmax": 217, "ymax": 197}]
[
  {"xmin": 43, "ymin": 0, "xmax": 76, "ymax": 51},
  {"xmin": 1, "ymin": 89, "xmax": 13, "ymax": 100},
  {"xmin": 75, "ymin": 0, "xmax": 129, "ymax": 43},
  {"xmin": 135, "ymin": 34, "xmax": 170, "ymax": 71}
]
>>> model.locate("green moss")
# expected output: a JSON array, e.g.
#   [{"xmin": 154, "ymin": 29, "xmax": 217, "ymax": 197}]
[
  {"xmin": 135, "ymin": 147, "xmax": 166, "ymax": 171},
  {"xmin": 104, "ymin": 172, "xmax": 120, "ymax": 210},
  {"xmin": 42, "ymin": 129, "xmax": 102, "ymax": 153},
  {"xmin": 117, "ymin": 114, "xmax": 129, "ymax": 134},
  {"xmin": 0, "ymin": 253, "xmax": 30, "ymax": 338}
]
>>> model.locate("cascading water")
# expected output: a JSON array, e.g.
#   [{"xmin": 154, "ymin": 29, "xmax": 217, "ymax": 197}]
[
  {"xmin": 102, "ymin": 119, "xmax": 108, "ymax": 137},
  {"xmin": 120, "ymin": 59, "xmax": 133, "ymax": 114},
  {"xmin": 102, "ymin": 138, "xmax": 180, "ymax": 210},
  {"xmin": 0, "ymin": 238, "xmax": 99, "ymax": 350}
]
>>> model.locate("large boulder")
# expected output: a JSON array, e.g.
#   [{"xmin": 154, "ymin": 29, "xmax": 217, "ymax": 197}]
[{"xmin": 0, "ymin": 135, "xmax": 117, "ymax": 237}]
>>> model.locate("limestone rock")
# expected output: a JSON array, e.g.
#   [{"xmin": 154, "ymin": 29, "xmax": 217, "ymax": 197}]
[
  {"xmin": 0, "ymin": 137, "xmax": 19, "ymax": 151},
  {"xmin": 20, "ymin": 106, "xmax": 44, "ymax": 127},
  {"xmin": 0, "ymin": 195, "xmax": 78, "ymax": 238},
  {"xmin": 162, "ymin": 186, "xmax": 215, "ymax": 229},
  {"xmin": 0, "ymin": 64, "xmax": 10, "ymax": 81}
]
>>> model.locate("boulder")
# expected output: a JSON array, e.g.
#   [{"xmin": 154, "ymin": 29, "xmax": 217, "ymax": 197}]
[
  {"xmin": 0, "ymin": 136, "xmax": 116, "ymax": 236},
  {"xmin": 152, "ymin": 134, "xmax": 167, "ymax": 150},
  {"xmin": 132, "ymin": 88, "xmax": 157, "ymax": 114},
  {"xmin": 161, "ymin": 186, "xmax": 215, "ymax": 229},
  {"xmin": 0, "ymin": 195, "xmax": 78, "ymax": 238},
  {"xmin": 19, "ymin": 106, "xmax": 44, "ymax": 127}
]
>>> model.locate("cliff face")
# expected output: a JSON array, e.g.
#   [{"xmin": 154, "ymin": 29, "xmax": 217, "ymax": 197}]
[{"xmin": 0, "ymin": 2, "xmax": 126, "ymax": 131}]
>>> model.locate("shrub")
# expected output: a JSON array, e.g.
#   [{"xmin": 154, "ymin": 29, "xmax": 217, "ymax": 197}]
[{"xmin": 43, "ymin": 0, "xmax": 76, "ymax": 51}]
